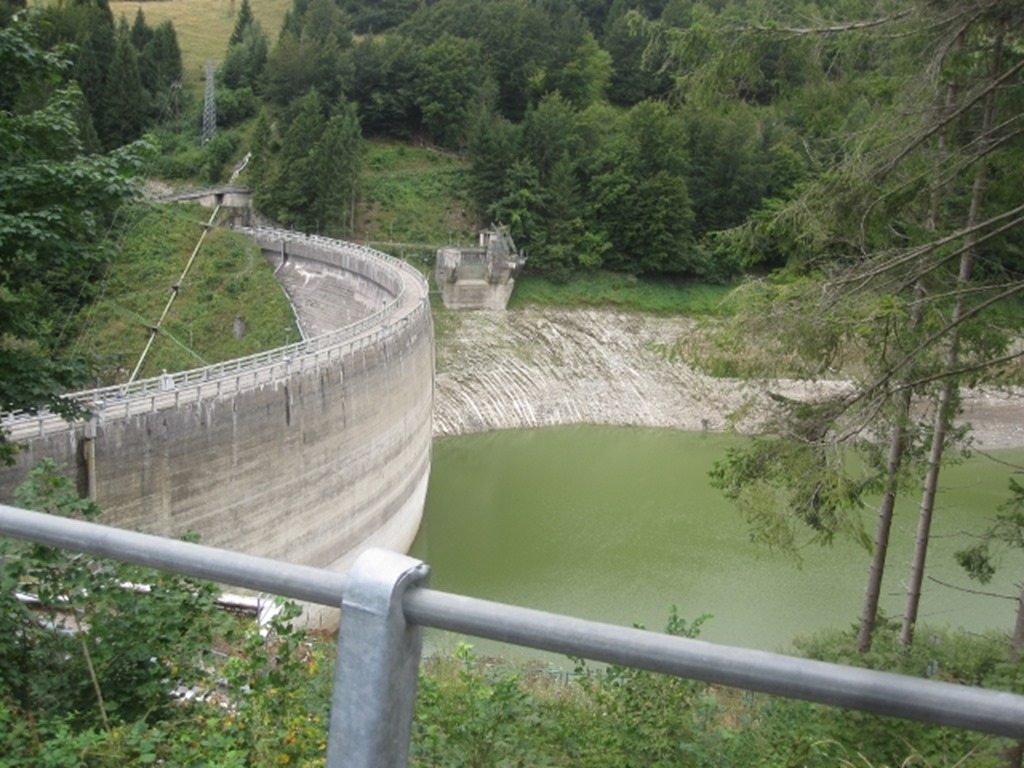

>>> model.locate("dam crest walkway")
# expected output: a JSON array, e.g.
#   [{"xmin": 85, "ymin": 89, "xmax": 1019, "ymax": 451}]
[{"xmin": 2, "ymin": 227, "xmax": 430, "ymax": 442}]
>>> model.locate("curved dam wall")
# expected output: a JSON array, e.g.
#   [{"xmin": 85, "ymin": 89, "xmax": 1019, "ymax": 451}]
[{"xmin": 0, "ymin": 229, "xmax": 434, "ymax": 601}]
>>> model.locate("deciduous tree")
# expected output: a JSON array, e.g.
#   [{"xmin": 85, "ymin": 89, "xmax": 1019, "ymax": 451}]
[
  {"xmin": 349, "ymin": 34, "xmax": 420, "ymax": 136},
  {"xmin": 0, "ymin": 16, "xmax": 147, "ymax": 463},
  {"xmin": 413, "ymin": 33, "xmax": 484, "ymax": 148}
]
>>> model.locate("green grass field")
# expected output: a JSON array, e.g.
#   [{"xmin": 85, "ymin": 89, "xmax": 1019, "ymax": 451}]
[{"xmin": 108, "ymin": 0, "xmax": 292, "ymax": 94}]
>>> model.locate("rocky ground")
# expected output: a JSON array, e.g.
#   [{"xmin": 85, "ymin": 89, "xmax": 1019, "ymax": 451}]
[{"xmin": 433, "ymin": 306, "xmax": 1024, "ymax": 449}]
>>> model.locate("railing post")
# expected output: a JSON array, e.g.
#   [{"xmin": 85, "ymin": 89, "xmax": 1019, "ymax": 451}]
[{"xmin": 328, "ymin": 548, "xmax": 430, "ymax": 768}]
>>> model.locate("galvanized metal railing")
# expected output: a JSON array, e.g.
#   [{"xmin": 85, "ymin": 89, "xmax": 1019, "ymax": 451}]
[{"xmin": 2, "ymin": 502, "xmax": 1023, "ymax": 767}]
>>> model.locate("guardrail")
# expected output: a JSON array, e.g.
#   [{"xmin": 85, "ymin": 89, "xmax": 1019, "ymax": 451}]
[
  {"xmin": 239, "ymin": 226, "xmax": 427, "ymax": 286},
  {"xmin": 1, "ymin": 231, "xmax": 430, "ymax": 442},
  {"xmin": 2, "ymin": 503, "xmax": 1023, "ymax": 767}
]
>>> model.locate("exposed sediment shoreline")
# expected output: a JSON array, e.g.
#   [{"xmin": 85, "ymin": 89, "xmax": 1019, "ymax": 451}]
[{"xmin": 433, "ymin": 307, "xmax": 1024, "ymax": 449}]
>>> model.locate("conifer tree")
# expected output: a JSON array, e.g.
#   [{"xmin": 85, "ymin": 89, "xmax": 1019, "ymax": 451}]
[
  {"xmin": 48, "ymin": 1, "xmax": 117, "ymax": 144},
  {"xmin": 129, "ymin": 6, "xmax": 151, "ymax": 52},
  {"xmin": 655, "ymin": 1, "xmax": 1024, "ymax": 653},
  {"xmin": 221, "ymin": 19, "xmax": 268, "ymax": 90},
  {"xmin": 229, "ymin": 0, "xmax": 255, "ymax": 46},
  {"xmin": 269, "ymin": 89, "xmax": 326, "ymax": 227},
  {"xmin": 73, "ymin": 37, "xmax": 108, "ymax": 133},
  {"xmin": 145, "ymin": 20, "xmax": 183, "ymax": 90},
  {"xmin": 102, "ymin": 34, "xmax": 148, "ymax": 148},
  {"xmin": 247, "ymin": 109, "xmax": 272, "ymax": 195},
  {"xmin": 467, "ymin": 110, "xmax": 521, "ymax": 218},
  {"xmin": 311, "ymin": 100, "xmax": 362, "ymax": 234}
]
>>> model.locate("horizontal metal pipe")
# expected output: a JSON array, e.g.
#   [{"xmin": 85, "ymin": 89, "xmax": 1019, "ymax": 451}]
[
  {"xmin": 4, "ymin": 505, "xmax": 1024, "ymax": 740},
  {"xmin": 0, "ymin": 505, "xmax": 346, "ymax": 607},
  {"xmin": 403, "ymin": 588, "xmax": 1024, "ymax": 740}
]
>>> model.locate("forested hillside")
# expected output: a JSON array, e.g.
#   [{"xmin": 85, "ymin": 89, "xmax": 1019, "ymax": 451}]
[
  {"xmin": 7, "ymin": 0, "xmax": 1022, "ymax": 285},
  {"xmin": 214, "ymin": 0, "xmax": 813, "ymax": 280}
]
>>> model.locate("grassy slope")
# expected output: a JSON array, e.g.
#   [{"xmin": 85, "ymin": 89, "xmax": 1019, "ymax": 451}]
[
  {"xmin": 75, "ymin": 204, "xmax": 298, "ymax": 383},
  {"xmin": 357, "ymin": 141, "xmax": 479, "ymax": 256},
  {"xmin": 108, "ymin": 0, "xmax": 292, "ymax": 94},
  {"xmin": 511, "ymin": 273, "xmax": 734, "ymax": 315}
]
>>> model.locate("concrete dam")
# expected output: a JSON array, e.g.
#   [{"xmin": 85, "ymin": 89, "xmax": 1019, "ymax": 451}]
[{"xmin": 0, "ymin": 228, "xmax": 434, "ymax": 599}]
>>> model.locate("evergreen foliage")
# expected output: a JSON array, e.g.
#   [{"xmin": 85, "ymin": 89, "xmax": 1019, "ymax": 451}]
[
  {"xmin": 103, "ymin": 35, "xmax": 148, "ymax": 148},
  {"xmin": 684, "ymin": 0, "xmax": 1024, "ymax": 653},
  {"xmin": 29, "ymin": 0, "xmax": 178, "ymax": 150},
  {"xmin": 143, "ymin": 20, "xmax": 184, "ymax": 98},
  {"xmin": 311, "ymin": 99, "xmax": 362, "ymax": 232},
  {"xmin": 228, "ymin": 0, "xmax": 255, "ymax": 47},
  {"xmin": 220, "ymin": 18, "xmax": 268, "ymax": 91}
]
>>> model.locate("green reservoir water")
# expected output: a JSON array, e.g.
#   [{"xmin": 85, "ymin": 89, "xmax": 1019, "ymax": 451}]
[{"xmin": 411, "ymin": 425, "xmax": 1024, "ymax": 659}]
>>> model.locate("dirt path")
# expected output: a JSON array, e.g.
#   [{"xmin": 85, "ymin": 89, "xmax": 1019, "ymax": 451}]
[{"xmin": 433, "ymin": 307, "xmax": 1024, "ymax": 449}]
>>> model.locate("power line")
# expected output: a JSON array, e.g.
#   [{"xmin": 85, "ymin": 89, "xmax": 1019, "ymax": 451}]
[{"xmin": 123, "ymin": 205, "xmax": 222, "ymax": 390}]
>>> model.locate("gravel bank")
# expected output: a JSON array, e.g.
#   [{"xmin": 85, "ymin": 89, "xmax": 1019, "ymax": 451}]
[{"xmin": 433, "ymin": 307, "xmax": 1024, "ymax": 449}]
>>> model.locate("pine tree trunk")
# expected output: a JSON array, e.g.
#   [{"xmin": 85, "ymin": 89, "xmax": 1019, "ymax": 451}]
[
  {"xmin": 1013, "ymin": 585, "xmax": 1024, "ymax": 662},
  {"xmin": 900, "ymin": 376, "xmax": 957, "ymax": 647},
  {"xmin": 858, "ymin": 285, "xmax": 924, "ymax": 653},
  {"xmin": 900, "ymin": 27, "xmax": 1003, "ymax": 648},
  {"xmin": 857, "ymin": 408, "xmax": 906, "ymax": 652}
]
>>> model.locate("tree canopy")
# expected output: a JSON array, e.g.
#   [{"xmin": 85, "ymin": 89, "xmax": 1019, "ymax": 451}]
[
  {"xmin": 689, "ymin": 0, "xmax": 1024, "ymax": 652},
  {"xmin": 0, "ymin": 16, "xmax": 148, "ymax": 462}
]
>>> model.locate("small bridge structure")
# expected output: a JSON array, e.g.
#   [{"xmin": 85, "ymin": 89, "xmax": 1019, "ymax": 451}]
[{"xmin": 158, "ymin": 185, "xmax": 253, "ymax": 211}]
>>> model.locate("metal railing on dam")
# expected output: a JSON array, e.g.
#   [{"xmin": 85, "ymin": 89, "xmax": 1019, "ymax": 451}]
[
  {"xmin": 2, "ymin": 503, "xmax": 1023, "ymax": 768},
  {"xmin": 1, "ymin": 227, "xmax": 426, "ymax": 442}
]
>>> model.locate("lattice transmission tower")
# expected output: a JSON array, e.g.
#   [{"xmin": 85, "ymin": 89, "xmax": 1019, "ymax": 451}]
[{"xmin": 201, "ymin": 60, "xmax": 217, "ymax": 145}]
